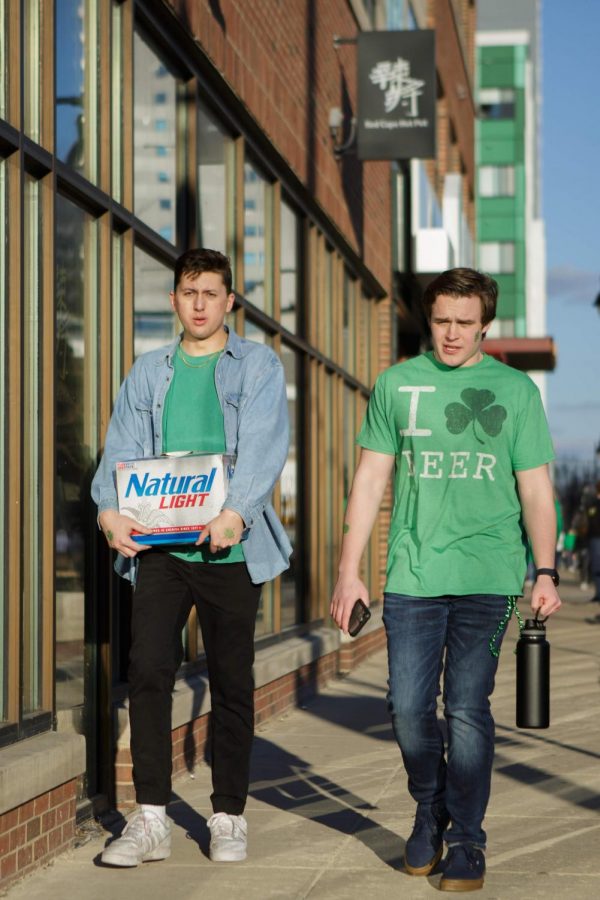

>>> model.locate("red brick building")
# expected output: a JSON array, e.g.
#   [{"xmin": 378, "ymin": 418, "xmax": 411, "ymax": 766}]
[{"xmin": 0, "ymin": 0, "xmax": 476, "ymax": 887}]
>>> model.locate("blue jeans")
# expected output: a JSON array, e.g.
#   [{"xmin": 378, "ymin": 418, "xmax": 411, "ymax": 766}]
[{"xmin": 383, "ymin": 593, "xmax": 509, "ymax": 847}]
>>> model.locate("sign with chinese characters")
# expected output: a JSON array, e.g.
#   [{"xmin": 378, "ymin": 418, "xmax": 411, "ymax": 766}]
[{"xmin": 357, "ymin": 30, "xmax": 436, "ymax": 160}]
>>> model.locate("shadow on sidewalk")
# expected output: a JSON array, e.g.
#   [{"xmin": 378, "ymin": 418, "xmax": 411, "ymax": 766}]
[
  {"xmin": 493, "ymin": 747, "xmax": 600, "ymax": 813},
  {"xmin": 168, "ymin": 793, "xmax": 210, "ymax": 857},
  {"xmin": 248, "ymin": 737, "xmax": 405, "ymax": 870},
  {"xmin": 496, "ymin": 724, "xmax": 600, "ymax": 762},
  {"xmin": 300, "ymin": 690, "xmax": 395, "ymax": 742}
]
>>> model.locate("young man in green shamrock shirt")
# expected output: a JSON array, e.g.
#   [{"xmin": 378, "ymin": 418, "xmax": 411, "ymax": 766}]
[{"xmin": 331, "ymin": 268, "xmax": 561, "ymax": 891}]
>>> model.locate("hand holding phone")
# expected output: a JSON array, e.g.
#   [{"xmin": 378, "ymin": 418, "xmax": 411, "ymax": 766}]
[{"xmin": 348, "ymin": 599, "xmax": 371, "ymax": 637}]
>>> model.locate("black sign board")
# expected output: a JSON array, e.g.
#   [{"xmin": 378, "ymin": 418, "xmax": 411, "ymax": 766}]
[{"xmin": 357, "ymin": 30, "xmax": 436, "ymax": 160}]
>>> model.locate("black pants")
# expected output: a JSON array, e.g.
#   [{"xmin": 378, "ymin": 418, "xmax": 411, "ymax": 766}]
[{"xmin": 128, "ymin": 551, "xmax": 261, "ymax": 813}]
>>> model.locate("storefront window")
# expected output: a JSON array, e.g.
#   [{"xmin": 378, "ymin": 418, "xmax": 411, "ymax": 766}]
[
  {"xmin": 324, "ymin": 376, "xmax": 335, "ymax": 598},
  {"xmin": 323, "ymin": 247, "xmax": 333, "ymax": 358},
  {"xmin": 198, "ymin": 103, "xmax": 228, "ymax": 253},
  {"xmin": 343, "ymin": 269, "xmax": 356, "ymax": 372},
  {"xmin": 23, "ymin": 176, "xmax": 43, "ymax": 714},
  {"xmin": 0, "ymin": 0, "xmax": 6, "ymax": 121},
  {"xmin": 111, "ymin": 1, "xmax": 123, "ymax": 202},
  {"xmin": 24, "ymin": 0, "xmax": 41, "ymax": 141},
  {"xmin": 55, "ymin": 194, "xmax": 97, "ymax": 713},
  {"xmin": 280, "ymin": 201, "xmax": 299, "ymax": 334},
  {"xmin": 134, "ymin": 246, "xmax": 175, "ymax": 357},
  {"xmin": 0, "ymin": 160, "xmax": 6, "ymax": 721},
  {"xmin": 134, "ymin": 31, "xmax": 177, "ymax": 243},
  {"xmin": 56, "ymin": 0, "xmax": 97, "ymax": 179},
  {"xmin": 244, "ymin": 161, "xmax": 269, "ymax": 312},
  {"xmin": 280, "ymin": 343, "xmax": 300, "ymax": 628},
  {"xmin": 343, "ymin": 384, "xmax": 356, "ymax": 513}
]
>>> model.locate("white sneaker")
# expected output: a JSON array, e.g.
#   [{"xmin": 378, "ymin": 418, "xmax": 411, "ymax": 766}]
[
  {"xmin": 101, "ymin": 811, "xmax": 171, "ymax": 867},
  {"xmin": 208, "ymin": 812, "xmax": 247, "ymax": 862}
]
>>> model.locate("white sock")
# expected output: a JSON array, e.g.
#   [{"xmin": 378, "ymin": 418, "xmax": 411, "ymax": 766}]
[{"xmin": 141, "ymin": 804, "xmax": 166, "ymax": 823}]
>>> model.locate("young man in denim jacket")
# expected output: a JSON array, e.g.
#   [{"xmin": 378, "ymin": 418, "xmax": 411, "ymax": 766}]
[{"xmin": 92, "ymin": 248, "xmax": 291, "ymax": 867}]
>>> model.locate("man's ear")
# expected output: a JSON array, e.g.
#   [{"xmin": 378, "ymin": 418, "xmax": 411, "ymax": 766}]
[{"xmin": 169, "ymin": 290, "xmax": 176, "ymax": 312}]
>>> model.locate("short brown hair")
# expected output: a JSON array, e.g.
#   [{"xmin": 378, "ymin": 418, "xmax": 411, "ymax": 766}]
[
  {"xmin": 174, "ymin": 248, "xmax": 233, "ymax": 294},
  {"xmin": 423, "ymin": 267, "xmax": 498, "ymax": 326}
]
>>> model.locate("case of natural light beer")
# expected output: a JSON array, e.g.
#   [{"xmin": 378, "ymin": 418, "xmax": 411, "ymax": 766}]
[{"xmin": 115, "ymin": 453, "xmax": 233, "ymax": 545}]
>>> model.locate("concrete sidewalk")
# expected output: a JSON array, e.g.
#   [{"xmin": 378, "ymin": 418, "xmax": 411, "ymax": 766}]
[{"xmin": 5, "ymin": 571, "xmax": 600, "ymax": 899}]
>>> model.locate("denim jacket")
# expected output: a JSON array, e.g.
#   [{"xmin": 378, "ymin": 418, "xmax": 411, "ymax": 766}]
[{"xmin": 91, "ymin": 328, "xmax": 292, "ymax": 585}]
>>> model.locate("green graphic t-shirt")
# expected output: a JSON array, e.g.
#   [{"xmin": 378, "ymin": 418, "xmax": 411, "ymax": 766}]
[
  {"xmin": 357, "ymin": 352, "xmax": 554, "ymax": 596},
  {"xmin": 162, "ymin": 346, "xmax": 244, "ymax": 564}
]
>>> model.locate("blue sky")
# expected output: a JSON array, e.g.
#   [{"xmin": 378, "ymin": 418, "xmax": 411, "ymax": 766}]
[{"xmin": 543, "ymin": 0, "xmax": 600, "ymax": 463}]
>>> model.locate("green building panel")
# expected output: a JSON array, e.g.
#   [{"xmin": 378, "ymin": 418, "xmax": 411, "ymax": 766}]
[
  {"xmin": 513, "ymin": 45, "xmax": 527, "ymax": 89},
  {"xmin": 515, "ymin": 166, "xmax": 526, "ymax": 203},
  {"xmin": 514, "ymin": 244, "xmax": 526, "ymax": 317},
  {"xmin": 478, "ymin": 46, "xmax": 516, "ymax": 90},
  {"xmin": 478, "ymin": 139, "xmax": 517, "ymax": 165},
  {"xmin": 479, "ymin": 64, "xmax": 516, "ymax": 89},
  {"xmin": 478, "ymin": 217, "xmax": 520, "ymax": 242},
  {"xmin": 493, "ymin": 284, "xmax": 517, "ymax": 319},
  {"xmin": 479, "ymin": 196, "xmax": 517, "ymax": 218},
  {"xmin": 480, "ymin": 119, "xmax": 517, "ymax": 141},
  {"xmin": 476, "ymin": 43, "xmax": 533, "ymax": 335},
  {"xmin": 479, "ymin": 46, "xmax": 515, "ymax": 66}
]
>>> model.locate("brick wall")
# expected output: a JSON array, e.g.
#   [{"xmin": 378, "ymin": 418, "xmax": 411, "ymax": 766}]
[
  {"xmin": 166, "ymin": 0, "xmax": 392, "ymax": 298},
  {"xmin": 338, "ymin": 624, "xmax": 387, "ymax": 674},
  {"xmin": 0, "ymin": 780, "xmax": 77, "ymax": 891}
]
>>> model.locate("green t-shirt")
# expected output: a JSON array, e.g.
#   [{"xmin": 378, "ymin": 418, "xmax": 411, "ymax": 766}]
[
  {"xmin": 357, "ymin": 352, "xmax": 555, "ymax": 596},
  {"xmin": 162, "ymin": 346, "xmax": 244, "ymax": 564}
]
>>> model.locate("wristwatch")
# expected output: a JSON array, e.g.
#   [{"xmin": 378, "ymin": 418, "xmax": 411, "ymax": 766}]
[{"xmin": 535, "ymin": 567, "xmax": 560, "ymax": 586}]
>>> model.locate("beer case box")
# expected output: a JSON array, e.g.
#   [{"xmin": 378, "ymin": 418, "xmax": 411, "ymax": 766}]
[{"xmin": 115, "ymin": 453, "xmax": 232, "ymax": 545}]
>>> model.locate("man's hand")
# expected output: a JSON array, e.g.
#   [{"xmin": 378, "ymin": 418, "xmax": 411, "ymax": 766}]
[
  {"xmin": 198, "ymin": 509, "xmax": 244, "ymax": 553},
  {"xmin": 531, "ymin": 576, "xmax": 561, "ymax": 618},
  {"xmin": 330, "ymin": 575, "xmax": 370, "ymax": 634},
  {"xmin": 98, "ymin": 509, "xmax": 152, "ymax": 557}
]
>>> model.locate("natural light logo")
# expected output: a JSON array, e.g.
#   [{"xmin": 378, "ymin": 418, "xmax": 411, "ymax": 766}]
[{"xmin": 369, "ymin": 57, "xmax": 424, "ymax": 116}]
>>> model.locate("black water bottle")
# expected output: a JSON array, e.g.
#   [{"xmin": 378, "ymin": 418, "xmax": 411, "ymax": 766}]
[{"xmin": 516, "ymin": 615, "xmax": 550, "ymax": 729}]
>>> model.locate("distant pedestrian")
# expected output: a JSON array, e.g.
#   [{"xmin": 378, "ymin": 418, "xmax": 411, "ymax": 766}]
[
  {"xmin": 331, "ymin": 267, "xmax": 562, "ymax": 892},
  {"xmin": 582, "ymin": 481, "xmax": 600, "ymax": 602}
]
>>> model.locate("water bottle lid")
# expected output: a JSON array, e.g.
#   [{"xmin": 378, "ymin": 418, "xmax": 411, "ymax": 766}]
[{"xmin": 523, "ymin": 616, "xmax": 547, "ymax": 634}]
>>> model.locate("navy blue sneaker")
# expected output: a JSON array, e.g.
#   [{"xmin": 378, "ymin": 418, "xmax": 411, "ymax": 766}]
[
  {"xmin": 404, "ymin": 803, "xmax": 449, "ymax": 876},
  {"xmin": 440, "ymin": 843, "xmax": 485, "ymax": 892}
]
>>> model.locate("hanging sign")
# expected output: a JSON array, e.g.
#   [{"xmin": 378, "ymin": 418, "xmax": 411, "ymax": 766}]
[{"xmin": 357, "ymin": 30, "xmax": 436, "ymax": 160}]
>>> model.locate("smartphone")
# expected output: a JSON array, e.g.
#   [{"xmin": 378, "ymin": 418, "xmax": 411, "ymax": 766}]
[{"xmin": 348, "ymin": 599, "xmax": 371, "ymax": 637}]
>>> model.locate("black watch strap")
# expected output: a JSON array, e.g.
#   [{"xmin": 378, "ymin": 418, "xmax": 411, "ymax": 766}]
[{"xmin": 535, "ymin": 567, "xmax": 560, "ymax": 586}]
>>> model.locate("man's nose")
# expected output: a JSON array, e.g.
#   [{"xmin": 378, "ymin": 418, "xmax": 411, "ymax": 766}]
[{"xmin": 446, "ymin": 322, "xmax": 458, "ymax": 340}]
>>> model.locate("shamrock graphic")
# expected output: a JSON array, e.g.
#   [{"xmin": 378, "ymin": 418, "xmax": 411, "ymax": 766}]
[{"xmin": 445, "ymin": 388, "xmax": 507, "ymax": 445}]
